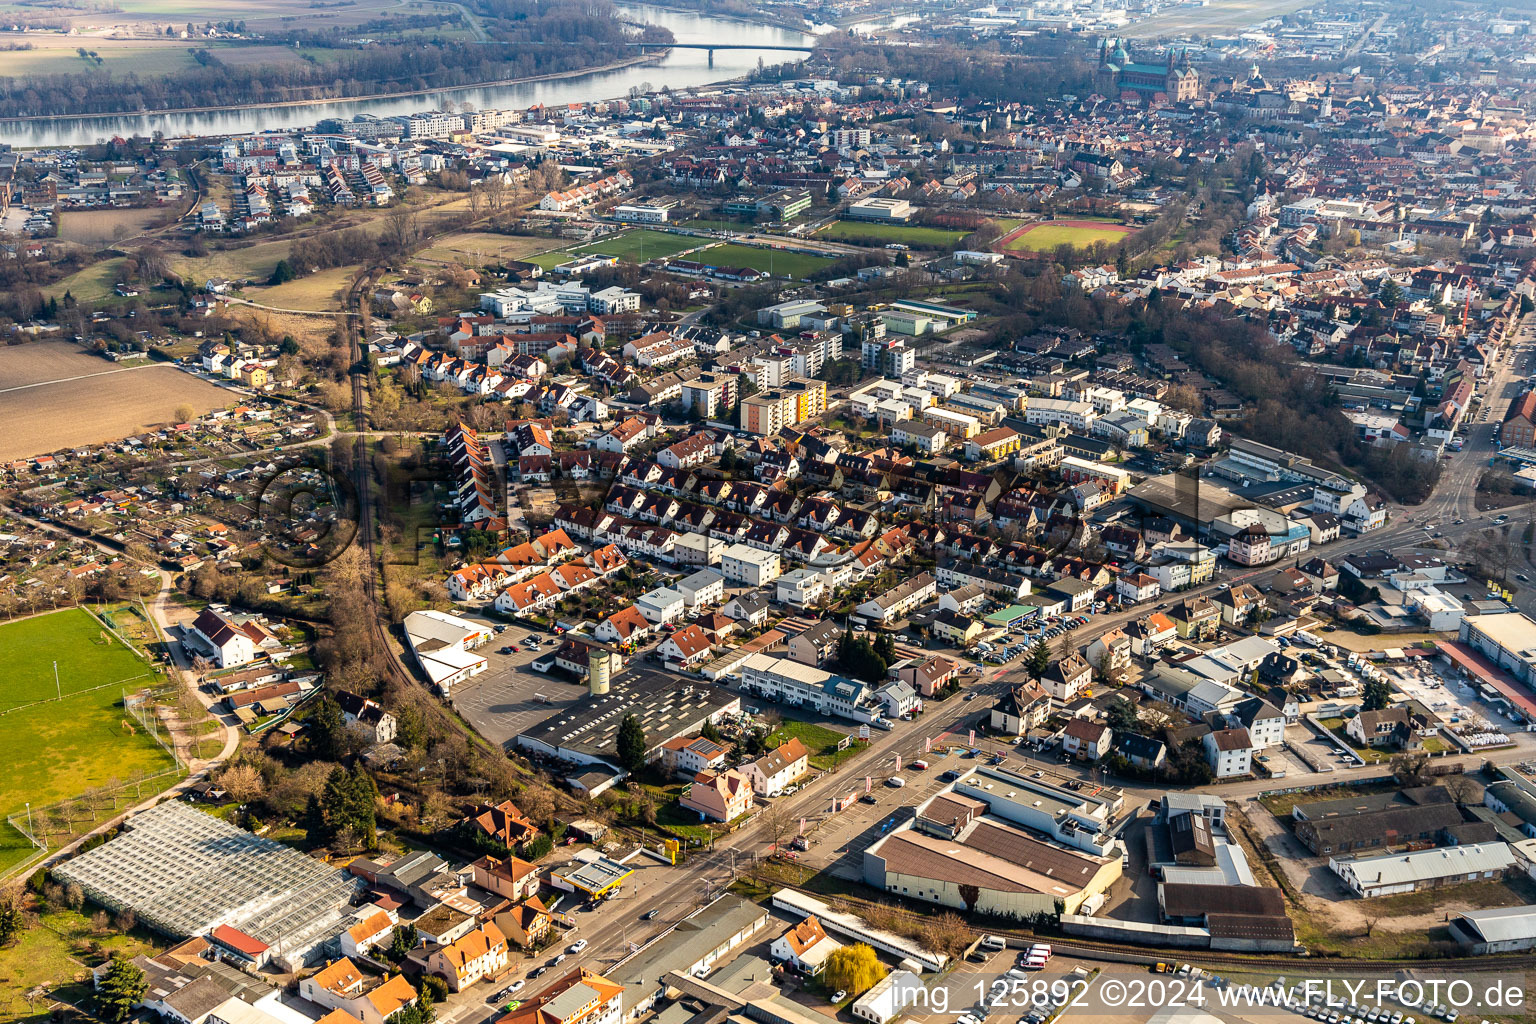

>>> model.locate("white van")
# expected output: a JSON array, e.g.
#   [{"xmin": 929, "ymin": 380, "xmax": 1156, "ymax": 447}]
[
  {"xmin": 887, "ymin": 776, "xmax": 907, "ymax": 788},
  {"xmin": 980, "ymin": 935, "xmax": 1007, "ymax": 952}
]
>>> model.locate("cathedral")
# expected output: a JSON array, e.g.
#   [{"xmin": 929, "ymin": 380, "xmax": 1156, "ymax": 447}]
[{"xmin": 1096, "ymin": 40, "xmax": 1201, "ymax": 104}]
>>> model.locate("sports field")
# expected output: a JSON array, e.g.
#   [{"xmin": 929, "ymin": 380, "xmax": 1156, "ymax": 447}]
[
  {"xmin": 417, "ymin": 231, "xmax": 558, "ymax": 265},
  {"xmin": 0, "ymin": 609, "xmax": 177, "ymax": 869},
  {"xmin": 700, "ymin": 242, "xmax": 830, "ymax": 279},
  {"xmin": 998, "ymin": 219, "xmax": 1136, "ymax": 253},
  {"xmin": 816, "ymin": 220, "xmax": 969, "ymax": 248},
  {"xmin": 568, "ymin": 229, "xmax": 704, "ymax": 263},
  {"xmin": 525, "ymin": 229, "xmax": 705, "ymax": 272}
]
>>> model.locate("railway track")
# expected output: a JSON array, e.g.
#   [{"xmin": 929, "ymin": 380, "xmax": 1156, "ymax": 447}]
[{"xmin": 344, "ymin": 263, "xmax": 417, "ymax": 693}]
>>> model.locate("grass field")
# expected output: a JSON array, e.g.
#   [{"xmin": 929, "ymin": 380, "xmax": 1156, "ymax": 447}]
[
  {"xmin": 43, "ymin": 258, "xmax": 127, "ymax": 304},
  {"xmin": 816, "ymin": 220, "xmax": 969, "ymax": 247},
  {"xmin": 57, "ymin": 208, "xmax": 173, "ymax": 246},
  {"xmin": 999, "ymin": 219, "xmax": 1136, "ymax": 253},
  {"xmin": 0, "ymin": 343, "xmax": 229, "ymax": 462},
  {"xmin": 253, "ymin": 266, "xmax": 357, "ymax": 310},
  {"xmin": 764, "ymin": 718, "xmax": 861, "ymax": 771},
  {"xmin": 699, "ymin": 242, "xmax": 831, "ymax": 279},
  {"xmin": 568, "ymin": 229, "xmax": 704, "ymax": 263},
  {"xmin": 417, "ymin": 231, "xmax": 559, "ymax": 265},
  {"xmin": 0, "ymin": 899, "xmax": 163, "ymax": 1022},
  {"xmin": 0, "ymin": 609, "xmax": 178, "ymax": 872}
]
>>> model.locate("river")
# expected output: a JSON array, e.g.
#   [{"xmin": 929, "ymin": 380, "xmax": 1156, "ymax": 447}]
[{"xmin": 0, "ymin": 6, "xmax": 813, "ymax": 149}]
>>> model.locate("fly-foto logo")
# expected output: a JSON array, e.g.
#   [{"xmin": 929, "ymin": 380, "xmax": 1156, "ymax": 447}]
[{"xmin": 252, "ymin": 454, "xmax": 360, "ymax": 569}]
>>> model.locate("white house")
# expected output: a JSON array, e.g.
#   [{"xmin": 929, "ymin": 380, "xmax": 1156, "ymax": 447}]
[
  {"xmin": 769, "ymin": 916, "xmax": 841, "ymax": 975},
  {"xmin": 635, "ymin": 586, "xmax": 687, "ymax": 625},
  {"xmin": 676, "ymin": 569, "xmax": 725, "ymax": 610},
  {"xmin": 1226, "ymin": 697, "xmax": 1285, "ymax": 749},
  {"xmin": 339, "ymin": 908, "xmax": 396, "ymax": 959},
  {"xmin": 1115, "ymin": 572, "xmax": 1160, "ymax": 605},
  {"xmin": 721, "ymin": 543, "xmax": 781, "ymax": 586},
  {"xmin": 187, "ymin": 607, "xmax": 264, "ymax": 668},
  {"xmin": 1202, "ymin": 728, "xmax": 1253, "ymax": 778},
  {"xmin": 776, "ymin": 567, "xmax": 829, "ymax": 608}
]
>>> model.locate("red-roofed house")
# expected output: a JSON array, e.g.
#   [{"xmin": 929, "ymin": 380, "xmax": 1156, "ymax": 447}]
[
  {"xmin": 472, "ymin": 854, "xmax": 543, "ymax": 901},
  {"xmin": 657, "ymin": 623, "xmax": 714, "ymax": 667},
  {"xmin": 679, "ymin": 769, "xmax": 754, "ymax": 822},
  {"xmin": 462, "ymin": 801, "xmax": 538, "ymax": 849},
  {"xmin": 422, "ymin": 922, "xmax": 508, "ymax": 992},
  {"xmin": 340, "ymin": 908, "xmax": 397, "ymax": 959},
  {"xmin": 595, "ymin": 605, "xmax": 651, "ymax": 645}
]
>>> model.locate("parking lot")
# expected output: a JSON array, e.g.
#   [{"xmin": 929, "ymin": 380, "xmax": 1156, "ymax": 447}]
[
  {"xmin": 451, "ymin": 627, "xmax": 585, "ymax": 748},
  {"xmin": 978, "ymin": 614, "xmax": 1095, "ymax": 665}
]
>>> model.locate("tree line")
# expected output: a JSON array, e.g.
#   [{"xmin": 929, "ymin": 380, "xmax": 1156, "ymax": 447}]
[{"xmin": 0, "ymin": 0, "xmax": 655, "ymax": 117}]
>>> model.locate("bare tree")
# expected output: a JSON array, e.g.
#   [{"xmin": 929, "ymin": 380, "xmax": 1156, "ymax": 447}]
[
  {"xmin": 1442, "ymin": 773, "xmax": 1481, "ymax": 806},
  {"xmin": 482, "ymin": 175, "xmax": 507, "ymax": 215},
  {"xmin": 757, "ymin": 800, "xmax": 794, "ymax": 852},
  {"xmin": 385, "ymin": 204, "xmax": 419, "ymax": 253}
]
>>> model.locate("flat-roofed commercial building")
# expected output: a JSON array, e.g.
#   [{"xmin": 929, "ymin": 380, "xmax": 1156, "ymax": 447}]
[
  {"xmin": 847, "ymin": 197, "xmax": 912, "ymax": 221},
  {"xmin": 863, "ymin": 790, "xmax": 1121, "ymax": 919},
  {"xmin": 1459, "ymin": 612, "xmax": 1536, "ymax": 684}
]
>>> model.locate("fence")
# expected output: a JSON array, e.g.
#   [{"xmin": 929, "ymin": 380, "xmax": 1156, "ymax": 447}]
[
  {"xmin": 124, "ymin": 684, "xmax": 186, "ymax": 771},
  {"xmin": 4, "ymin": 764, "xmax": 187, "ymax": 873}
]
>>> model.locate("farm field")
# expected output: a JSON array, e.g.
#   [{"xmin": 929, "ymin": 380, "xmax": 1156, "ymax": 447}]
[
  {"xmin": 212, "ymin": 43, "xmax": 320, "ymax": 68},
  {"xmin": 0, "ymin": 340, "xmax": 115, "ymax": 390},
  {"xmin": 417, "ymin": 231, "xmax": 558, "ymax": 265},
  {"xmin": 999, "ymin": 219, "xmax": 1136, "ymax": 253},
  {"xmin": 0, "ymin": 609, "xmax": 177, "ymax": 871},
  {"xmin": 253, "ymin": 266, "xmax": 358, "ymax": 310},
  {"xmin": 58, "ymin": 207, "xmax": 174, "ymax": 246},
  {"xmin": 0, "ymin": 36, "xmax": 204, "ymax": 76},
  {"xmin": 699, "ymin": 242, "xmax": 831, "ymax": 279},
  {"xmin": 816, "ymin": 220, "xmax": 969, "ymax": 247},
  {"xmin": 0, "ymin": 348, "xmax": 229, "ymax": 462},
  {"xmin": 0, "ymin": 0, "xmax": 440, "ymax": 33}
]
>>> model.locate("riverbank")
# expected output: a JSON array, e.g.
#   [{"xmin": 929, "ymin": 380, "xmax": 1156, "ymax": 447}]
[
  {"xmin": 621, "ymin": 1, "xmax": 813, "ymax": 33},
  {"xmin": 1, "ymin": 5, "xmax": 816, "ymax": 147},
  {"xmin": 0, "ymin": 50, "xmax": 667, "ymax": 126}
]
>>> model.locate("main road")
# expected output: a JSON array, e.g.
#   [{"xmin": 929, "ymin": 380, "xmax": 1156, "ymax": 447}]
[{"xmin": 427, "ymin": 317, "xmax": 1536, "ymax": 1022}]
